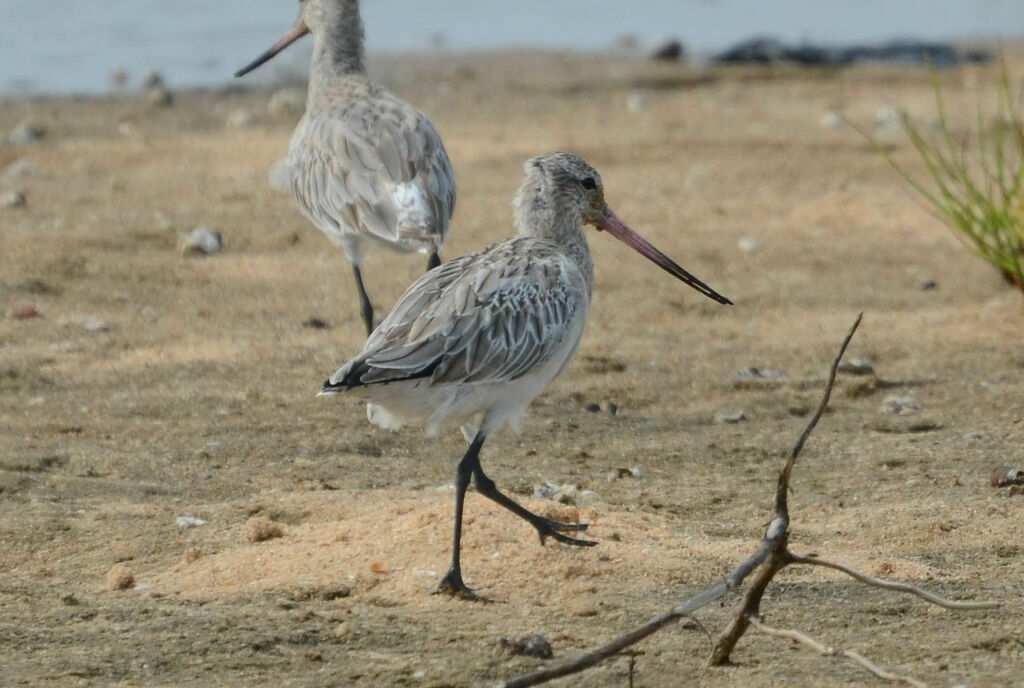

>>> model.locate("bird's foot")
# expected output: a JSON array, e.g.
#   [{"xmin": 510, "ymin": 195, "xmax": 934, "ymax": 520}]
[
  {"xmin": 433, "ymin": 567, "xmax": 489, "ymax": 602},
  {"xmin": 533, "ymin": 517, "xmax": 597, "ymax": 547}
]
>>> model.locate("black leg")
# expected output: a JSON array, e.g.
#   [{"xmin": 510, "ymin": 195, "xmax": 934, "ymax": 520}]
[
  {"xmin": 434, "ymin": 433, "xmax": 486, "ymax": 599},
  {"xmin": 352, "ymin": 263, "xmax": 374, "ymax": 336},
  {"xmin": 427, "ymin": 251, "xmax": 441, "ymax": 272},
  {"xmin": 473, "ymin": 457, "xmax": 596, "ymax": 548}
]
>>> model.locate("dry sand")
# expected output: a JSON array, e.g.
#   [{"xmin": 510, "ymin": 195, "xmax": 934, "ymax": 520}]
[{"xmin": 1, "ymin": 50, "xmax": 1022, "ymax": 687}]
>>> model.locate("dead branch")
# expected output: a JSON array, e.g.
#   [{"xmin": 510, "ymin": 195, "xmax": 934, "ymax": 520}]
[
  {"xmin": 498, "ymin": 313, "xmax": 998, "ymax": 688},
  {"xmin": 788, "ymin": 553, "xmax": 1000, "ymax": 611},
  {"xmin": 747, "ymin": 616, "xmax": 928, "ymax": 688}
]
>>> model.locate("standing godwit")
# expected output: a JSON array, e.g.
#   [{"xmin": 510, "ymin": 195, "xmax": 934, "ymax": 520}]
[
  {"xmin": 320, "ymin": 152, "xmax": 732, "ymax": 598},
  {"xmin": 235, "ymin": 0, "xmax": 456, "ymax": 335}
]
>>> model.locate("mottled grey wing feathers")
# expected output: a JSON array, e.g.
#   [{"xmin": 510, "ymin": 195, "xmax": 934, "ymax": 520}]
[
  {"xmin": 289, "ymin": 86, "xmax": 455, "ymax": 252},
  {"xmin": 329, "ymin": 238, "xmax": 586, "ymax": 389}
]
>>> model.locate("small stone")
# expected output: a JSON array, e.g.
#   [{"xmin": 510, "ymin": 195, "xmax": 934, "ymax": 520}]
[
  {"xmin": 964, "ymin": 431, "xmax": 982, "ymax": 440},
  {"xmin": 737, "ymin": 236, "xmax": 760, "ymax": 253},
  {"xmin": 107, "ymin": 564, "xmax": 135, "ymax": 591},
  {"xmin": 369, "ymin": 561, "xmax": 388, "ymax": 574},
  {"xmin": 880, "ymin": 395, "xmax": 922, "ymax": 415},
  {"xmin": 267, "ymin": 88, "xmax": 305, "ymax": 116},
  {"xmin": 626, "ymin": 89, "xmax": 650, "ymax": 113},
  {"xmin": 179, "ymin": 226, "xmax": 223, "ymax": 256},
  {"xmin": 584, "ymin": 402, "xmax": 600, "ymax": 413},
  {"xmin": 78, "ymin": 316, "xmax": 110, "ymax": 333},
  {"xmin": 226, "ymin": 109, "xmax": 254, "ymax": 129},
  {"xmin": 838, "ymin": 357, "xmax": 874, "ymax": 375},
  {"xmin": 920, "ymin": 280, "xmax": 937, "ymax": 291},
  {"xmin": 533, "ymin": 481, "xmax": 577, "ymax": 504},
  {"xmin": 10, "ymin": 303, "xmax": 42, "ymax": 320},
  {"xmin": 183, "ymin": 547, "xmax": 203, "ymax": 563},
  {"xmin": 176, "ymin": 516, "xmax": 207, "ymax": 528},
  {"xmin": 3, "ymin": 159, "xmax": 35, "ymax": 178},
  {"xmin": 991, "ymin": 466, "xmax": 1024, "ymax": 488},
  {"xmin": 499, "ymin": 634, "xmax": 553, "ymax": 659},
  {"xmin": 245, "ymin": 516, "xmax": 283, "ymax": 542},
  {"xmin": 144, "ymin": 85, "xmax": 173, "ymax": 108},
  {"xmin": 59, "ymin": 593, "xmax": 80, "ymax": 606},
  {"xmin": 0, "ymin": 190, "xmax": 26, "ymax": 208},
  {"xmin": 607, "ymin": 467, "xmax": 643, "ymax": 482},
  {"xmin": 302, "ymin": 317, "xmax": 329, "ymax": 329},
  {"xmin": 715, "ymin": 409, "xmax": 747, "ymax": 424},
  {"xmin": 8, "ymin": 121, "xmax": 45, "ymax": 145},
  {"xmin": 604, "ymin": 401, "xmax": 618, "ymax": 416}
]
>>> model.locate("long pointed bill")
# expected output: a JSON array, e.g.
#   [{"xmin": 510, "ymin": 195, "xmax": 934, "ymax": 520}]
[
  {"xmin": 235, "ymin": 22, "xmax": 310, "ymax": 78},
  {"xmin": 597, "ymin": 208, "xmax": 733, "ymax": 305}
]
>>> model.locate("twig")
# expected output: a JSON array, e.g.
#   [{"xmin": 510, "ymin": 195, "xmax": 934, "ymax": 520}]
[
  {"xmin": 789, "ymin": 553, "xmax": 1000, "ymax": 610},
  {"xmin": 708, "ymin": 312, "xmax": 863, "ymax": 665},
  {"xmin": 747, "ymin": 616, "xmax": 928, "ymax": 688}
]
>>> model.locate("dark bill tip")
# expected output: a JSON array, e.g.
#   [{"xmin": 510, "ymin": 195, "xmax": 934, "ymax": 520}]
[{"xmin": 234, "ymin": 23, "xmax": 309, "ymax": 78}]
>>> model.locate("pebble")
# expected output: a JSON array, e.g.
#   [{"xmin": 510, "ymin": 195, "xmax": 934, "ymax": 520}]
[
  {"xmin": 267, "ymin": 88, "xmax": 306, "ymax": 116},
  {"xmin": 107, "ymin": 564, "xmax": 135, "ymax": 591},
  {"xmin": 838, "ymin": 357, "xmax": 874, "ymax": 375},
  {"xmin": 880, "ymin": 394, "xmax": 922, "ymax": 415},
  {"xmin": 79, "ymin": 316, "xmax": 111, "ymax": 333},
  {"xmin": 604, "ymin": 401, "xmax": 618, "ymax": 416},
  {"xmin": 226, "ymin": 109, "xmax": 254, "ymax": 129},
  {"xmin": 737, "ymin": 236, "xmax": 760, "ymax": 253},
  {"xmin": 3, "ymin": 159, "xmax": 36, "ymax": 178},
  {"xmin": 963, "ymin": 431, "xmax": 983, "ymax": 440},
  {"xmin": 0, "ymin": 189, "xmax": 26, "ymax": 208},
  {"xmin": 302, "ymin": 317, "xmax": 329, "ymax": 329},
  {"xmin": 715, "ymin": 409, "xmax": 748, "ymax": 424},
  {"xmin": 179, "ymin": 226, "xmax": 223, "ymax": 256},
  {"xmin": 8, "ymin": 122, "xmax": 44, "ymax": 146},
  {"xmin": 920, "ymin": 280, "xmax": 937, "ymax": 291},
  {"xmin": 990, "ymin": 466, "xmax": 1023, "ymax": 488},
  {"xmin": 176, "ymin": 516, "xmax": 207, "ymax": 528},
  {"xmin": 735, "ymin": 366, "xmax": 786, "ymax": 381},
  {"xmin": 499, "ymin": 634, "xmax": 553, "ymax": 659},
  {"xmin": 584, "ymin": 402, "xmax": 600, "ymax": 413},
  {"xmin": 626, "ymin": 89, "xmax": 650, "ymax": 113}
]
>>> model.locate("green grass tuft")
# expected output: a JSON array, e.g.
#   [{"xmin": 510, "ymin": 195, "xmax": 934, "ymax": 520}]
[{"xmin": 867, "ymin": 62, "xmax": 1024, "ymax": 293}]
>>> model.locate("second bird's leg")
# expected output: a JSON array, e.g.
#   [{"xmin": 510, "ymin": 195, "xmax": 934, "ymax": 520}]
[
  {"xmin": 351, "ymin": 263, "xmax": 374, "ymax": 336},
  {"xmin": 427, "ymin": 251, "xmax": 441, "ymax": 271},
  {"xmin": 472, "ymin": 455, "xmax": 596, "ymax": 548},
  {"xmin": 434, "ymin": 433, "xmax": 486, "ymax": 599}
]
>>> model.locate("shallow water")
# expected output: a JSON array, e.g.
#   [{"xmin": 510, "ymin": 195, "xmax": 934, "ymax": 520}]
[{"xmin": 2, "ymin": 0, "xmax": 1023, "ymax": 94}]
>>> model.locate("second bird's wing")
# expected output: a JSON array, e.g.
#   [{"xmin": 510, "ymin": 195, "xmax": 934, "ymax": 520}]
[{"xmin": 288, "ymin": 90, "xmax": 455, "ymax": 251}]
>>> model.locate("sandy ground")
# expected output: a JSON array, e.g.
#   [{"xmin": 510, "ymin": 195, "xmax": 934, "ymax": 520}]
[{"xmin": 1, "ymin": 50, "xmax": 1023, "ymax": 687}]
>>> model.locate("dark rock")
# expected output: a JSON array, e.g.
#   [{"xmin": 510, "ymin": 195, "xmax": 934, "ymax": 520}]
[{"xmin": 500, "ymin": 634, "xmax": 553, "ymax": 659}]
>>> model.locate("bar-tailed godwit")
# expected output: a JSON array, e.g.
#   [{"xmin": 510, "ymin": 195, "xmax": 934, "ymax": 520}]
[
  {"xmin": 321, "ymin": 152, "xmax": 732, "ymax": 598},
  {"xmin": 235, "ymin": 0, "xmax": 456, "ymax": 335}
]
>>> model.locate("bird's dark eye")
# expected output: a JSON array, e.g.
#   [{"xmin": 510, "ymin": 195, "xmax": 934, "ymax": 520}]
[{"xmin": 580, "ymin": 177, "xmax": 597, "ymax": 190}]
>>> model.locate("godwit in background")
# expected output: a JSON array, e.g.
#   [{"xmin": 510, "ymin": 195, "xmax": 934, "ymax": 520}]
[
  {"xmin": 320, "ymin": 152, "xmax": 732, "ymax": 597},
  {"xmin": 235, "ymin": 0, "xmax": 456, "ymax": 335}
]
